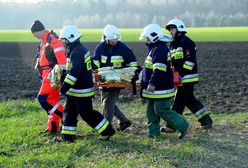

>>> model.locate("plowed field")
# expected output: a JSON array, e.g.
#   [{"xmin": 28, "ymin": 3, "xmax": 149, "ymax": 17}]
[{"xmin": 0, "ymin": 42, "xmax": 247, "ymax": 113}]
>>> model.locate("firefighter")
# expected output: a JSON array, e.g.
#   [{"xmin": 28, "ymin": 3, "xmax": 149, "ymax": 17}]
[
  {"xmin": 139, "ymin": 23, "xmax": 189, "ymax": 139},
  {"xmin": 164, "ymin": 19, "xmax": 213, "ymax": 132},
  {"xmin": 92, "ymin": 24, "xmax": 138, "ymax": 131},
  {"xmin": 59, "ymin": 25, "xmax": 115, "ymax": 142},
  {"xmin": 31, "ymin": 20, "xmax": 66, "ymax": 135}
]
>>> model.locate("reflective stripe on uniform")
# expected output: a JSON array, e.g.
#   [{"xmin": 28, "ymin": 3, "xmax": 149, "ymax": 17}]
[
  {"xmin": 110, "ymin": 56, "xmax": 124, "ymax": 63},
  {"xmin": 64, "ymin": 74, "xmax": 77, "ymax": 86},
  {"xmin": 48, "ymin": 101, "xmax": 61, "ymax": 115},
  {"xmin": 128, "ymin": 62, "xmax": 138, "ymax": 67},
  {"xmin": 183, "ymin": 61, "xmax": 195, "ymax": 70},
  {"xmin": 194, "ymin": 107, "xmax": 209, "ymax": 120},
  {"xmin": 101, "ymin": 55, "xmax": 108, "ymax": 63},
  {"xmin": 54, "ymin": 47, "xmax": 65, "ymax": 53},
  {"xmin": 153, "ymin": 63, "xmax": 167, "ymax": 72},
  {"xmin": 84, "ymin": 51, "xmax": 91, "ymax": 63},
  {"xmin": 62, "ymin": 126, "xmax": 77, "ymax": 135},
  {"xmin": 94, "ymin": 118, "xmax": 110, "ymax": 133},
  {"xmin": 142, "ymin": 88, "xmax": 175, "ymax": 99},
  {"xmin": 93, "ymin": 60, "xmax": 100, "ymax": 68},
  {"xmin": 66, "ymin": 88, "xmax": 95, "ymax": 97},
  {"xmin": 170, "ymin": 47, "xmax": 184, "ymax": 59},
  {"xmin": 145, "ymin": 57, "xmax": 153, "ymax": 69},
  {"xmin": 182, "ymin": 74, "xmax": 199, "ymax": 83}
]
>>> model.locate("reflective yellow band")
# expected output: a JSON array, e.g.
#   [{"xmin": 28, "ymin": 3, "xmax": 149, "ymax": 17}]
[
  {"xmin": 129, "ymin": 62, "xmax": 138, "ymax": 67},
  {"xmin": 62, "ymin": 130, "xmax": 76, "ymax": 135},
  {"xmin": 66, "ymin": 91, "xmax": 95, "ymax": 97},
  {"xmin": 62, "ymin": 126, "xmax": 77, "ymax": 135},
  {"xmin": 142, "ymin": 89, "xmax": 175, "ymax": 99},
  {"xmin": 95, "ymin": 118, "xmax": 110, "ymax": 134},
  {"xmin": 93, "ymin": 60, "xmax": 100, "ymax": 69},
  {"xmin": 101, "ymin": 55, "xmax": 108, "ymax": 64},
  {"xmin": 66, "ymin": 88, "xmax": 95, "ymax": 97},
  {"xmin": 65, "ymin": 78, "xmax": 76, "ymax": 86},
  {"xmin": 174, "ymin": 51, "xmax": 184, "ymax": 59},
  {"xmin": 85, "ymin": 55, "xmax": 91, "ymax": 63},
  {"xmin": 145, "ymin": 63, "xmax": 153, "ymax": 69},
  {"xmin": 111, "ymin": 59, "xmax": 124, "ymax": 63},
  {"xmin": 182, "ymin": 77, "xmax": 199, "ymax": 83},
  {"xmin": 182, "ymin": 74, "xmax": 199, "ymax": 83},
  {"xmin": 145, "ymin": 59, "xmax": 153, "ymax": 69},
  {"xmin": 183, "ymin": 64, "xmax": 193, "ymax": 70},
  {"xmin": 195, "ymin": 108, "xmax": 209, "ymax": 120}
]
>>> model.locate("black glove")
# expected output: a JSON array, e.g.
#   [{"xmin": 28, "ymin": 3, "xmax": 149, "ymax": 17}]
[{"xmin": 60, "ymin": 82, "xmax": 71, "ymax": 95}]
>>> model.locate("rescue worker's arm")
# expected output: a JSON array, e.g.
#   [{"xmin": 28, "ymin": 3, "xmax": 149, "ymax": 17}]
[
  {"xmin": 60, "ymin": 49, "xmax": 82, "ymax": 95},
  {"xmin": 49, "ymin": 39, "xmax": 66, "ymax": 65},
  {"xmin": 181, "ymin": 38, "xmax": 197, "ymax": 72},
  {"xmin": 92, "ymin": 44, "xmax": 102, "ymax": 70},
  {"xmin": 149, "ymin": 47, "xmax": 168, "ymax": 88},
  {"xmin": 123, "ymin": 46, "xmax": 138, "ymax": 67}
]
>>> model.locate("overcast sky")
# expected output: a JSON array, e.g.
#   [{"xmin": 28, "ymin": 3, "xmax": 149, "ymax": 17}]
[{"xmin": 0, "ymin": 0, "xmax": 44, "ymax": 2}]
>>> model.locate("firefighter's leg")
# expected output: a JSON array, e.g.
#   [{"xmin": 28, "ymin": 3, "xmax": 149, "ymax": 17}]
[
  {"xmin": 62, "ymin": 96, "xmax": 78, "ymax": 142},
  {"xmin": 146, "ymin": 99, "xmax": 161, "ymax": 137},
  {"xmin": 38, "ymin": 81, "xmax": 63, "ymax": 133},
  {"xmin": 101, "ymin": 88, "xmax": 115, "ymax": 122},
  {"xmin": 163, "ymin": 86, "xmax": 187, "ymax": 132},
  {"xmin": 114, "ymin": 106, "xmax": 132, "ymax": 131},
  {"xmin": 101, "ymin": 88, "xmax": 130, "ymax": 125},
  {"xmin": 185, "ymin": 85, "xmax": 213, "ymax": 128},
  {"xmin": 154, "ymin": 99, "xmax": 189, "ymax": 139},
  {"xmin": 76, "ymin": 97, "xmax": 115, "ymax": 137},
  {"xmin": 172, "ymin": 87, "xmax": 187, "ymax": 115}
]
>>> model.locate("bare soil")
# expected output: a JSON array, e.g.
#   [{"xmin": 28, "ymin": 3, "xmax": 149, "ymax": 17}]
[{"xmin": 0, "ymin": 42, "xmax": 247, "ymax": 113}]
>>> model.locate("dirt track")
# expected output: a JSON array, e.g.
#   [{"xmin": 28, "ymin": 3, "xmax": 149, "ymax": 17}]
[{"xmin": 0, "ymin": 42, "xmax": 247, "ymax": 113}]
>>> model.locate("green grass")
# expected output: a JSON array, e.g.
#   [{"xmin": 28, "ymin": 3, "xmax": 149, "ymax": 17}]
[
  {"xmin": 0, "ymin": 27, "xmax": 248, "ymax": 42},
  {"xmin": 0, "ymin": 99, "xmax": 248, "ymax": 167}
]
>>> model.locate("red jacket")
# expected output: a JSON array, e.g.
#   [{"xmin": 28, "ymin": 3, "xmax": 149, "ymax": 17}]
[{"xmin": 38, "ymin": 30, "xmax": 66, "ymax": 79}]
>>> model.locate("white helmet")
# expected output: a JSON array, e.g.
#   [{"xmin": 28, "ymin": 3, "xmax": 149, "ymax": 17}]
[
  {"xmin": 102, "ymin": 24, "xmax": 121, "ymax": 41},
  {"xmin": 165, "ymin": 19, "xmax": 186, "ymax": 33},
  {"xmin": 139, "ymin": 23, "xmax": 171, "ymax": 43},
  {"xmin": 59, "ymin": 25, "xmax": 82, "ymax": 43}
]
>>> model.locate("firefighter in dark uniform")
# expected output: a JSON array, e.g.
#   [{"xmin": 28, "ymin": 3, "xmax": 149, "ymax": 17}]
[
  {"xmin": 139, "ymin": 23, "xmax": 189, "ymax": 139},
  {"xmin": 164, "ymin": 19, "xmax": 213, "ymax": 132},
  {"xmin": 59, "ymin": 25, "xmax": 115, "ymax": 142},
  {"xmin": 92, "ymin": 24, "xmax": 138, "ymax": 131}
]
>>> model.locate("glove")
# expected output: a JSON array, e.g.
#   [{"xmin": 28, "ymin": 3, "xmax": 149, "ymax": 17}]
[{"xmin": 60, "ymin": 82, "xmax": 71, "ymax": 95}]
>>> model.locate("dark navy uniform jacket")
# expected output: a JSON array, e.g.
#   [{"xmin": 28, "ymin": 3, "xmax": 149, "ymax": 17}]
[
  {"xmin": 92, "ymin": 41, "xmax": 138, "ymax": 69},
  {"xmin": 169, "ymin": 34, "xmax": 199, "ymax": 84},
  {"xmin": 60, "ymin": 41, "xmax": 94, "ymax": 97},
  {"xmin": 141, "ymin": 41, "xmax": 175, "ymax": 99}
]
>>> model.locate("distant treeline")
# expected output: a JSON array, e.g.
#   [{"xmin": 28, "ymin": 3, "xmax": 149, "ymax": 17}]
[{"xmin": 1, "ymin": 0, "xmax": 248, "ymax": 29}]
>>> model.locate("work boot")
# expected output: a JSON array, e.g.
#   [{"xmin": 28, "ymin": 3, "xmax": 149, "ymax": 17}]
[
  {"xmin": 160, "ymin": 127, "xmax": 176, "ymax": 133},
  {"xmin": 160, "ymin": 123, "xmax": 176, "ymax": 133},
  {"xmin": 117, "ymin": 120, "xmax": 132, "ymax": 131},
  {"xmin": 199, "ymin": 114, "xmax": 213, "ymax": 129},
  {"xmin": 178, "ymin": 122, "xmax": 189, "ymax": 140},
  {"xmin": 178, "ymin": 131, "xmax": 187, "ymax": 140},
  {"xmin": 200, "ymin": 123, "xmax": 213, "ymax": 129}
]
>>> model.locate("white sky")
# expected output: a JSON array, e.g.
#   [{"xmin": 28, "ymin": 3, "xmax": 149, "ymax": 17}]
[{"xmin": 0, "ymin": 0, "xmax": 45, "ymax": 3}]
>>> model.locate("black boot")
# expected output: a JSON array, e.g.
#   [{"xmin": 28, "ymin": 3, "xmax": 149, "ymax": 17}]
[
  {"xmin": 62, "ymin": 134, "xmax": 76, "ymax": 143},
  {"xmin": 199, "ymin": 114, "xmax": 213, "ymax": 129},
  {"xmin": 117, "ymin": 120, "xmax": 132, "ymax": 131}
]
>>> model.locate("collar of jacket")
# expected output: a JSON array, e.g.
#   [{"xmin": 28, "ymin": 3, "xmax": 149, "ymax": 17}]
[
  {"xmin": 66, "ymin": 41, "xmax": 80, "ymax": 55},
  {"xmin": 173, "ymin": 33, "xmax": 185, "ymax": 42},
  {"xmin": 41, "ymin": 30, "xmax": 50, "ymax": 43},
  {"xmin": 146, "ymin": 40, "xmax": 166, "ymax": 50},
  {"xmin": 103, "ymin": 41, "xmax": 119, "ymax": 48}
]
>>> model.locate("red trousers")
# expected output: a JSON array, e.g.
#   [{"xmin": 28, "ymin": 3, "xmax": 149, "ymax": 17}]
[{"xmin": 38, "ymin": 79, "xmax": 64, "ymax": 133}]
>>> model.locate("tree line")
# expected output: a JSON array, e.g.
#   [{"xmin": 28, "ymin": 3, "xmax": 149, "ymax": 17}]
[{"xmin": 0, "ymin": 0, "xmax": 247, "ymax": 29}]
